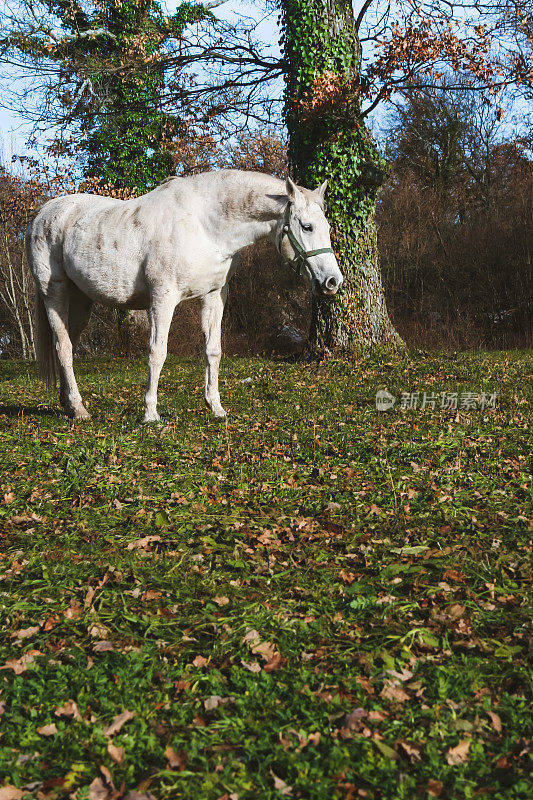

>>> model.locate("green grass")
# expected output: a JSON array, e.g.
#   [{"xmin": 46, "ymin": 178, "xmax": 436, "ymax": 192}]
[{"xmin": 0, "ymin": 350, "xmax": 531, "ymax": 800}]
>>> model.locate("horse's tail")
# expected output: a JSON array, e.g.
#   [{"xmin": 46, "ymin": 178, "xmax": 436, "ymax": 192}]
[{"xmin": 35, "ymin": 291, "xmax": 57, "ymax": 388}]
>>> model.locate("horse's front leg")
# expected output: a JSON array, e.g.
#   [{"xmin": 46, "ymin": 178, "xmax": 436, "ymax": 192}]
[
  {"xmin": 144, "ymin": 292, "xmax": 177, "ymax": 422},
  {"xmin": 201, "ymin": 285, "xmax": 228, "ymax": 418}
]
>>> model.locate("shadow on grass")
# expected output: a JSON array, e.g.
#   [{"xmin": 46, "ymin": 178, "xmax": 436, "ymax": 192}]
[{"xmin": 0, "ymin": 404, "xmax": 63, "ymax": 419}]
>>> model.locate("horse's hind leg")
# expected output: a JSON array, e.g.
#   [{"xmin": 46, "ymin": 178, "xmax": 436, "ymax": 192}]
[
  {"xmin": 68, "ymin": 284, "xmax": 93, "ymax": 352},
  {"xmin": 43, "ymin": 283, "xmax": 90, "ymax": 420},
  {"xmin": 144, "ymin": 292, "xmax": 178, "ymax": 422},
  {"xmin": 201, "ymin": 285, "xmax": 228, "ymax": 418}
]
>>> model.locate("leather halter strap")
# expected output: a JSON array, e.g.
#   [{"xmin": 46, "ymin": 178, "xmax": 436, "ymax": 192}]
[{"xmin": 277, "ymin": 201, "xmax": 335, "ymax": 276}]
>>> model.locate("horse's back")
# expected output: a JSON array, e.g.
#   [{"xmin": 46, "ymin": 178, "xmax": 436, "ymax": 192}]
[{"xmin": 28, "ymin": 193, "xmax": 154, "ymax": 307}]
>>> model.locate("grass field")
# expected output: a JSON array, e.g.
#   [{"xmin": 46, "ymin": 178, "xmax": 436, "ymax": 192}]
[{"xmin": 0, "ymin": 350, "xmax": 531, "ymax": 800}]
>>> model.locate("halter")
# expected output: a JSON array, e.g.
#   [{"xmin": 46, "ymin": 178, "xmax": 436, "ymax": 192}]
[{"xmin": 277, "ymin": 201, "xmax": 335, "ymax": 276}]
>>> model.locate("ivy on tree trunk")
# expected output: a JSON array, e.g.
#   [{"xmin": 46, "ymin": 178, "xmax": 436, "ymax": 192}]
[{"xmin": 280, "ymin": 0, "xmax": 403, "ymax": 353}]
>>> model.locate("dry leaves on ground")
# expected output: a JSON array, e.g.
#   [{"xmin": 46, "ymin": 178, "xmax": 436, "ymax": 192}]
[
  {"xmin": 446, "ymin": 739, "xmax": 471, "ymax": 765},
  {"xmin": 103, "ymin": 709, "xmax": 135, "ymax": 737}
]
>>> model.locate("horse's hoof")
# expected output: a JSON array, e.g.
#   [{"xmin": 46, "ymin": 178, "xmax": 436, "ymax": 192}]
[
  {"xmin": 144, "ymin": 412, "xmax": 160, "ymax": 423},
  {"xmin": 212, "ymin": 408, "xmax": 227, "ymax": 420},
  {"xmin": 73, "ymin": 404, "xmax": 90, "ymax": 420}
]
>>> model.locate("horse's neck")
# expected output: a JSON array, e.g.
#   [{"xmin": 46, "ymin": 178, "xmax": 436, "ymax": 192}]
[{"xmin": 210, "ymin": 183, "xmax": 285, "ymax": 254}]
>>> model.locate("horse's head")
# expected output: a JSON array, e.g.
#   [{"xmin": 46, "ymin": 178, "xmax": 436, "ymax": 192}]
[{"xmin": 278, "ymin": 178, "xmax": 343, "ymax": 297}]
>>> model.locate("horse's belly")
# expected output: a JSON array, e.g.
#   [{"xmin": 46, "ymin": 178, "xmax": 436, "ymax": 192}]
[{"xmin": 64, "ymin": 251, "xmax": 149, "ymax": 308}]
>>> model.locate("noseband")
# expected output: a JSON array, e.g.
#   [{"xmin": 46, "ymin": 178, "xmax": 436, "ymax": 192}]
[{"xmin": 277, "ymin": 201, "xmax": 335, "ymax": 276}]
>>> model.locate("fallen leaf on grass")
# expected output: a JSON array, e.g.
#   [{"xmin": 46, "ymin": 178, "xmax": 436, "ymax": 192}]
[
  {"xmin": 242, "ymin": 628, "xmax": 260, "ymax": 645},
  {"xmin": 446, "ymin": 739, "xmax": 470, "ymax": 765},
  {"xmin": 380, "ymin": 680, "xmax": 410, "ymax": 703},
  {"xmin": 1, "ymin": 650, "xmax": 41, "ymax": 674},
  {"xmin": 93, "ymin": 640, "xmax": 114, "ymax": 653},
  {"xmin": 11, "ymin": 625, "xmax": 39, "ymax": 640},
  {"xmin": 368, "ymin": 710, "xmax": 387, "ymax": 722},
  {"xmin": 43, "ymin": 615, "xmax": 60, "ymax": 632},
  {"xmin": 89, "ymin": 776, "xmax": 113, "ymax": 800},
  {"xmin": 270, "ymin": 769, "xmax": 292, "ymax": 796},
  {"xmin": 64, "ymin": 599, "xmax": 83, "ymax": 619},
  {"xmin": 443, "ymin": 569, "xmax": 466, "ymax": 583},
  {"xmin": 264, "ymin": 652, "xmax": 286, "ymax": 673},
  {"xmin": 251, "ymin": 640, "xmax": 277, "ymax": 662},
  {"xmin": 0, "ymin": 787, "xmax": 24, "ymax": 800},
  {"xmin": 103, "ymin": 709, "xmax": 134, "ymax": 737},
  {"xmin": 241, "ymin": 660, "xmax": 261, "ymax": 673},
  {"xmin": 192, "ymin": 655, "xmax": 208, "ymax": 668},
  {"xmin": 141, "ymin": 590, "xmax": 161, "ymax": 601},
  {"xmin": 355, "ymin": 675, "xmax": 375, "ymax": 695},
  {"xmin": 213, "ymin": 595, "xmax": 229, "ymax": 606},
  {"xmin": 204, "ymin": 695, "xmax": 223, "ymax": 711},
  {"xmin": 123, "ymin": 793, "xmax": 155, "ymax": 800},
  {"xmin": 390, "ymin": 545, "xmax": 429, "ymax": 556},
  {"xmin": 89, "ymin": 623, "xmax": 109, "ymax": 639},
  {"xmin": 427, "ymin": 779, "xmax": 443, "ymax": 797},
  {"xmin": 386, "ymin": 668, "xmax": 413, "ymax": 682},
  {"xmin": 84, "ymin": 587, "xmax": 96, "ymax": 609},
  {"xmin": 164, "ymin": 746, "xmax": 187, "ymax": 770},
  {"xmin": 127, "ymin": 535, "xmax": 162, "ymax": 551},
  {"xmin": 36, "ymin": 724, "xmax": 57, "ymax": 736},
  {"xmin": 448, "ymin": 603, "xmax": 466, "ymax": 619},
  {"xmin": 55, "ymin": 700, "xmax": 81, "ymax": 720},
  {"xmin": 397, "ymin": 740, "xmax": 423, "ymax": 762},
  {"xmin": 339, "ymin": 570, "xmax": 355, "ymax": 584},
  {"xmin": 374, "ymin": 739, "xmax": 399, "ymax": 760},
  {"xmin": 488, "ymin": 710, "xmax": 502, "ymax": 733},
  {"xmin": 342, "ymin": 707, "xmax": 367, "ymax": 732},
  {"xmin": 107, "ymin": 741, "xmax": 125, "ymax": 764}
]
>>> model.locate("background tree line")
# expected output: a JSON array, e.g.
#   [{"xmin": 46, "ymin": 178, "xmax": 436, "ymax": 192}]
[{"xmin": 0, "ymin": 0, "xmax": 531, "ymax": 358}]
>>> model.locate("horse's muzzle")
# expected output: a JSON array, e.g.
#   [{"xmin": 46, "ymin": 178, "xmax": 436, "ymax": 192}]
[{"xmin": 315, "ymin": 275, "xmax": 342, "ymax": 297}]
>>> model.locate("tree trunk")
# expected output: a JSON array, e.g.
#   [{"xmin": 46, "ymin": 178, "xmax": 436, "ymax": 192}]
[{"xmin": 280, "ymin": 0, "xmax": 403, "ymax": 353}]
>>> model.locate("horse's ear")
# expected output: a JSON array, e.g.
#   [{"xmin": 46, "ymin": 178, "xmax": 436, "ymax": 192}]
[
  {"xmin": 315, "ymin": 180, "xmax": 328, "ymax": 204},
  {"xmin": 286, "ymin": 177, "xmax": 297, "ymax": 199}
]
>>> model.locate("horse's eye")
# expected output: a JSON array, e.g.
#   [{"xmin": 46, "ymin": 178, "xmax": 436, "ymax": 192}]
[{"xmin": 300, "ymin": 222, "xmax": 313, "ymax": 232}]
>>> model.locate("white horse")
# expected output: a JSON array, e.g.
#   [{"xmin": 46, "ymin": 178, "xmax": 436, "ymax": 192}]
[{"xmin": 26, "ymin": 170, "xmax": 343, "ymax": 421}]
